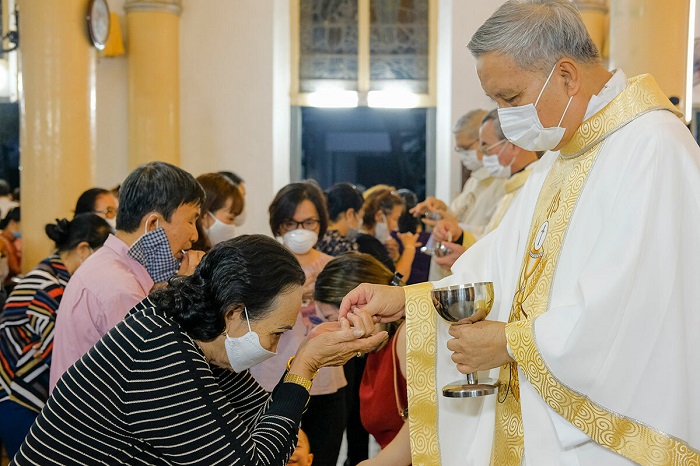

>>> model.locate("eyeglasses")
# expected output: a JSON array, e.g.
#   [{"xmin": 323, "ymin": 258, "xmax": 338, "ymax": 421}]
[
  {"xmin": 454, "ymin": 140, "xmax": 480, "ymax": 153},
  {"xmin": 480, "ymin": 139, "xmax": 507, "ymax": 155},
  {"xmin": 94, "ymin": 208, "xmax": 117, "ymax": 219},
  {"xmin": 281, "ymin": 218, "xmax": 320, "ymax": 231}
]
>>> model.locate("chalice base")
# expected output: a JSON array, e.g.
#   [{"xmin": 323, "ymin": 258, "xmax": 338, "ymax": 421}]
[{"xmin": 442, "ymin": 378, "xmax": 499, "ymax": 398}]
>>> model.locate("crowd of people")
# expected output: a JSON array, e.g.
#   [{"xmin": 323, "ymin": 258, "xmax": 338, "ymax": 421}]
[
  {"xmin": 0, "ymin": 158, "xmax": 441, "ymax": 465},
  {"xmin": 1, "ymin": 0, "xmax": 699, "ymax": 465}
]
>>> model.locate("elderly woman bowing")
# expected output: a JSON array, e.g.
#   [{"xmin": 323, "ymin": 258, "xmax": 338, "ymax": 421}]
[{"xmin": 12, "ymin": 234, "xmax": 386, "ymax": 466}]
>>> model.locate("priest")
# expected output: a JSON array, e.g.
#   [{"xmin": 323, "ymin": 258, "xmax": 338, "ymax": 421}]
[{"xmin": 340, "ymin": 1, "xmax": 700, "ymax": 465}]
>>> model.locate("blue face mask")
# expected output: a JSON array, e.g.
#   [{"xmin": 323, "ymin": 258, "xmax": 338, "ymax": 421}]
[
  {"xmin": 127, "ymin": 217, "xmax": 180, "ymax": 283},
  {"xmin": 12, "ymin": 231, "xmax": 21, "ymax": 239}
]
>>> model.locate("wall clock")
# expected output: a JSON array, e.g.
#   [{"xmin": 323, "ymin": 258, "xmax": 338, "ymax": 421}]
[{"xmin": 87, "ymin": 0, "xmax": 110, "ymax": 51}]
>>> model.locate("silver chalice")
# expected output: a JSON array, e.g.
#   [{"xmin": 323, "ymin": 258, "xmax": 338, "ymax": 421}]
[{"xmin": 432, "ymin": 282, "xmax": 499, "ymax": 397}]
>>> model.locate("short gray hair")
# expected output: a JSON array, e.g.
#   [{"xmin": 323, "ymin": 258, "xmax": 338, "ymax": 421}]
[
  {"xmin": 467, "ymin": 0, "xmax": 600, "ymax": 73},
  {"xmin": 481, "ymin": 109, "xmax": 505, "ymax": 141},
  {"xmin": 453, "ymin": 109, "xmax": 489, "ymax": 138}
]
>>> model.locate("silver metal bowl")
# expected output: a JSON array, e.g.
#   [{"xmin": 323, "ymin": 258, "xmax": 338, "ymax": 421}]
[
  {"xmin": 431, "ymin": 282, "xmax": 499, "ymax": 397},
  {"xmin": 431, "ymin": 282, "xmax": 494, "ymax": 323}
]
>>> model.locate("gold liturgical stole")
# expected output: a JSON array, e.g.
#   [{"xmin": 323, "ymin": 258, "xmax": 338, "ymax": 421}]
[{"xmin": 493, "ymin": 74, "xmax": 693, "ymax": 466}]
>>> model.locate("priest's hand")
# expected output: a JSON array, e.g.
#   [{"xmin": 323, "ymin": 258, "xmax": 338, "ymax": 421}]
[
  {"xmin": 338, "ymin": 283, "xmax": 406, "ymax": 323},
  {"xmin": 434, "ymin": 241, "xmax": 466, "ymax": 269},
  {"xmin": 446, "ymin": 320, "xmax": 514, "ymax": 373},
  {"xmin": 433, "ymin": 218, "xmax": 462, "ymax": 243}
]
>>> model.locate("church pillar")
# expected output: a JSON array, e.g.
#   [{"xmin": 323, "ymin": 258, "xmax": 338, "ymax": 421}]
[
  {"xmin": 609, "ymin": 0, "xmax": 694, "ymax": 122},
  {"xmin": 125, "ymin": 0, "xmax": 182, "ymax": 168},
  {"xmin": 18, "ymin": 0, "xmax": 96, "ymax": 272}
]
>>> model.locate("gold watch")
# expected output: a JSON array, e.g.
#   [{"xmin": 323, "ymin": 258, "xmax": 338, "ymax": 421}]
[{"xmin": 283, "ymin": 356, "xmax": 318, "ymax": 391}]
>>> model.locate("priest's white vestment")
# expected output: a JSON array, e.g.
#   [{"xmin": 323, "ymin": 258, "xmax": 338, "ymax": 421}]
[{"xmin": 404, "ymin": 73, "xmax": 700, "ymax": 466}]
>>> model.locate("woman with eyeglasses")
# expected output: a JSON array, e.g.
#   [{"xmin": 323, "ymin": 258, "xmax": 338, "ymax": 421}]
[
  {"xmin": 249, "ymin": 181, "xmax": 347, "ymax": 466},
  {"xmin": 74, "ymin": 187, "xmax": 119, "ymax": 231}
]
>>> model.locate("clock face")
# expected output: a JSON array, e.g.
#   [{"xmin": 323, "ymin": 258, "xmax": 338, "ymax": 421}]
[{"xmin": 87, "ymin": 0, "xmax": 110, "ymax": 50}]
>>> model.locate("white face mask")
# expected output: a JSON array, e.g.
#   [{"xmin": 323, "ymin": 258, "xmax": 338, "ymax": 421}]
[
  {"xmin": 374, "ymin": 213, "xmax": 391, "ymax": 243},
  {"xmin": 482, "ymin": 141, "xmax": 513, "ymax": 179},
  {"xmin": 105, "ymin": 217, "xmax": 117, "ymax": 232},
  {"xmin": 282, "ymin": 229, "xmax": 318, "ymax": 254},
  {"xmin": 497, "ymin": 63, "xmax": 574, "ymax": 151},
  {"xmin": 459, "ymin": 149, "xmax": 482, "ymax": 171},
  {"xmin": 233, "ymin": 208, "xmax": 247, "ymax": 227},
  {"xmin": 225, "ymin": 308, "xmax": 276, "ymax": 373},
  {"xmin": 204, "ymin": 212, "xmax": 237, "ymax": 246}
]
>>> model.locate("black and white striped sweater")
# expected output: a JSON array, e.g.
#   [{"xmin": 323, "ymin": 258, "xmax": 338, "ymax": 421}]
[{"xmin": 12, "ymin": 298, "xmax": 309, "ymax": 465}]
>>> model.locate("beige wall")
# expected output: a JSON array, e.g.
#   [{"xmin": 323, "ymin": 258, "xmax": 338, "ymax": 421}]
[
  {"xmin": 179, "ymin": 0, "xmax": 290, "ymax": 236},
  {"xmin": 96, "ymin": 0, "xmax": 290, "ymax": 236},
  {"xmin": 96, "ymin": 0, "xmax": 128, "ymax": 190}
]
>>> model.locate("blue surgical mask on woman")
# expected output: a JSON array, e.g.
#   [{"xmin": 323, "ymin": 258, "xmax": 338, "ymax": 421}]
[
  {"xmin": 127, "ymin": 215, "xmax": 181, "ymax": 283},
  {"xmin": 224, "ymin": 308, "xmax": 276, "ymax": 372}
]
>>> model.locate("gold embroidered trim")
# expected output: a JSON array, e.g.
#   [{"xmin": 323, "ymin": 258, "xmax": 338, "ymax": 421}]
[
  {"xmin": 492, "ymin": 142, "xmax": 604, "ymax": 465},
  {"xmin": 507, "ymin": 319, "xmax": 700, "ymax": 466},
  {"xmin": 560, "ymin": 74, "xmax": 681, "ymax": 159},
  {"xmin": 404, "ymin": 282, "xmax": 439, "ymax": 466}
]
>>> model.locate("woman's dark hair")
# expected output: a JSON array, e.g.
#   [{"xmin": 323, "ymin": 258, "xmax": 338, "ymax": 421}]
[
  {"xmin": 150, "ymin": 234, "xmax": 306, "ymax": 341},
  {"xmin": 397, "ymin": 188, "xmax": 420, "ymax": 234},
  {"xmin": 0, "ymin": 206, "xmax": 20, "ymax": 229},
  {"xmin": 314, "ymin": 251, "xmax": 403, "ymax": 336},
  {"xmin": 116, "ymin": 161, "xmax": 206, "ymax": 233},
  {"xmin": 325, "ymin": 182, "xmax": 364, "ymax": 221},
  {"xmin": 218, "ymin": 170, "xmax": 245, "ymax": 186},
  {"xmin": 361, "ymin": 188, "xmax": 404, "ymax": 230},
  {"xmin": 45, "ymin": 213, "xmax": 112, "ymax": 253},
  {"xmin": 197, "ymin": 173, "xmax": 244, "ymax": 217},
  {"xmin": 0, "ymin": 180, "xmax": 11, "ymax": 196},
  {"xmin": 74, "ymin": 188, "xmax": 111, "ymax": 215},
  {"xmin": 269, "ymin": 180, "xmax": 329, "ymax": 238},
  {"xmin": 315, "ymin": 252, "xmax": 394, "ymax": 308}
]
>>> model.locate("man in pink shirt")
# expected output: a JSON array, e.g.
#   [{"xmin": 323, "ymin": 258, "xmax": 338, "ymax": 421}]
[{"xmin": 49, "ymin": 162, "xmax": 206, "ymax": 391}]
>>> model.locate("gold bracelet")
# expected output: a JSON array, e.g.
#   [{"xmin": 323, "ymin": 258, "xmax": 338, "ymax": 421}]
[
  {"xmin": 283, "ymin": 372, "xmax": 314, "ymax": 391},
  {"xmin": 284, "ymin": 356, "xmax": 319, "ymax": 391}
]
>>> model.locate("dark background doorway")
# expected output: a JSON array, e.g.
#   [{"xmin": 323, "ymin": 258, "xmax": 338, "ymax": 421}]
[{"xmin": 300, "ymin": 107, "xmax": 428, "ymax": 198}]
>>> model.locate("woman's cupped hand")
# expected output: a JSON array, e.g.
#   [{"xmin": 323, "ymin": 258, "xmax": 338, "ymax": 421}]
[{"xmin": 293, "ymin": 308, "xmax": 388, "ymax": 375}]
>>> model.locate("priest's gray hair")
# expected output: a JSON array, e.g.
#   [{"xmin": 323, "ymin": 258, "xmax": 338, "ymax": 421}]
[
  {"xmin": 453, "ymin": 109, "xmax": 488, "ymax": 138},
  {"xmin": 467, "ymin": 0, "xmax": 601, "ymax": 73},
  {"xmin": 481, "ymin": 109, "xmax": 506, "ymax": 141}
]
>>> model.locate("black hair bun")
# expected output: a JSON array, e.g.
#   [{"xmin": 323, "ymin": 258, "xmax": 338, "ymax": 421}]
[{"xmin": 45, "ymin": 218, "xmax": 71, "ymax": 246}]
